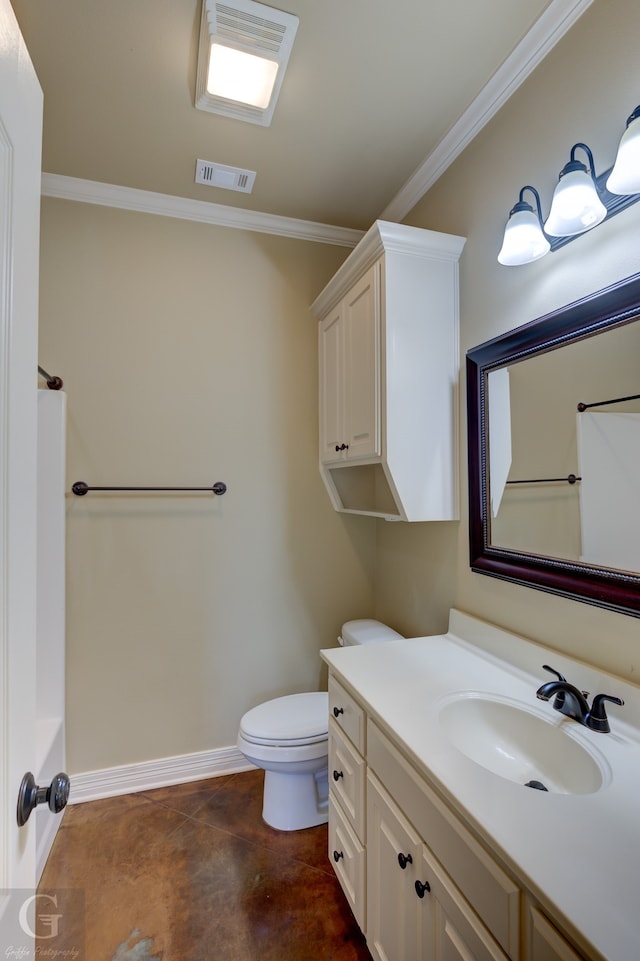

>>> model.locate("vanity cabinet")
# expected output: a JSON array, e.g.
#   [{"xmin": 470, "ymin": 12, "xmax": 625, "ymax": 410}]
[
  {"xmin": 368, "ymin": 772, "xmax": 509, "ymax": 961},
  {"xmin": 328, "ymin": 676, "xmax": 367, "ymax": 930},
  {"xmin": 311, "ymin": 220, "xmax": 465, "ymax": 521},
  {"xmin": 326, "ymin": 669, "xmax": 592, "ymax": 961}
]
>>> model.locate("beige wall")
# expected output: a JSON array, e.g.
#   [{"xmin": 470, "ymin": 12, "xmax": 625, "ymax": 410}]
[
  {"xmin": 38, "ymin": 200, "xmax": 376, "ymax": 773},
  {"xmin": 40, "ymin": 0, "xmax": 640, "ymax": 775},
  {"xmin": 376, "ymin": 0, "xmax": 640, "ymax": 678}
]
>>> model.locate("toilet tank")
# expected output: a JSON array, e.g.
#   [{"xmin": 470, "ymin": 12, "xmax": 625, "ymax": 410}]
[{"xmin": 339, "ymin": 618, "xmax": 404, "ymax": 646}]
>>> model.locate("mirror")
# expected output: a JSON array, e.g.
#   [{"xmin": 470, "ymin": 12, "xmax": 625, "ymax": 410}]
[{"xmin": 466, "ymin": 272, "xmax": 640, "ymax": 618}]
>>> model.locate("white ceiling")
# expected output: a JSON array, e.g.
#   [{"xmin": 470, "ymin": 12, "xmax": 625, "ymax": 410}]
[{"xmin": 11, "ymin": 0, "xmax": 587, "ymax": 232}]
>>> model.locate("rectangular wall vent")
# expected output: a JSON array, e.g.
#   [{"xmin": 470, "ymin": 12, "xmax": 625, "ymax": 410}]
[{"xmin": 195, "ymin": 159, "xmax": 256, "ymax": 193}]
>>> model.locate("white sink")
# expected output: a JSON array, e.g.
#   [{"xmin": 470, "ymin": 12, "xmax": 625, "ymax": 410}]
[{"xmin": 439, "ymin": 694, "xmax": 605, "ymax": 795}]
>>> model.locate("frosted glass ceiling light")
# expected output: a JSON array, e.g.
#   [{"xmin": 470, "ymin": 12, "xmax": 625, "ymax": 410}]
[
  {"xmin": 606, "ymin": 105, "xmax": 640, "ymax": 195},
  {"xmin": 544, "ymin": 143, "xmax": 606, "ymax": 237},
  {"xmin": 207, "ymin": 44, "xmax": 279, "ymax": 109},
  {"xmin": 195, "ymin": 0, "xmax": 299, "ymax": 126},
  {"xmin": 498, "ymin": 186, "xmax": 550, "ymax": 266}
]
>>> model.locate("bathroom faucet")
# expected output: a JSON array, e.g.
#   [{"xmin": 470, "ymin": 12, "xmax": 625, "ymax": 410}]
[{"xmin": 536, "ymin": 665, "xmax": 624, "ymax": 733}]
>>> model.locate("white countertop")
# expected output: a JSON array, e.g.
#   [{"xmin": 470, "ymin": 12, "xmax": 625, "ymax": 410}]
[{"xmin": 321, "ymin": 609, "xmax": 640, "ymax": 961}]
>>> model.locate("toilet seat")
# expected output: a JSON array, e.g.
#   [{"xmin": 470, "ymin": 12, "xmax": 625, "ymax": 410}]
[{"xmin": 239, "ymin": 692, "xmax": 328, "ymax": 747}]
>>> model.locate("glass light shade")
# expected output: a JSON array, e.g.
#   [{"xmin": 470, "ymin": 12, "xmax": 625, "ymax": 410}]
[
  {"xmin": 207, "ymin": 44, "xmax": 279, "ymax": 109},
  {"xmin": 606, "ymin": 114, "xmax": 640, "ymax": 195},
  {"xmin": 544, "ymin": 168, "xmax": 607, "ymax": 237},
  {"xmin": 498, "ymin": 208, "xmax": 550, "ymax": 266}
]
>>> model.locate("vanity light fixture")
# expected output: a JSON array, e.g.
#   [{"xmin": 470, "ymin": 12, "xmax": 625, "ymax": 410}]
[
  {"xmin": 544, "ymin": 143, "xmax": 606, "ymax": 237},
  {"xmin": 607, "ymin": 104, "xmax": 640, "ymax": 195},
  {"xmin": 195, "ymin": 0, "xmax": 299, "ymax": 127},
  {"xmin": 498, "ymin": 186, "xmax": 550, "ymax": 266},
  {"xmin": 498, "ymin": 104, "xmax": 640, "ymax": 265}
]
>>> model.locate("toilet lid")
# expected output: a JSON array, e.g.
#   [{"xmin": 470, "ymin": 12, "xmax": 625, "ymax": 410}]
[{"xmin": 239, "ymin": 692, "xmax": 329, "ymax": 746}]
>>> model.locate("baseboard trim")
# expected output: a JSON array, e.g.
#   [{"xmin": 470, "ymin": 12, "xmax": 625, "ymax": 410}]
[{"xmin": 68, "ymin": 746, "xmax": 256, "ymax": 804}]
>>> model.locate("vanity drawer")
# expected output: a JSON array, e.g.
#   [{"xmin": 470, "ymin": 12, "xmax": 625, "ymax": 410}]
[
  {"xmin": 329, "ymin": 675, "xmax": 366, "ymax": 752},
  {"xmin": 329, "ymin": 797, "xmax": 366, "ymax": 931},
  {"xmin": 367, "ymin": 719, "xmax": 520, "ymax": 960},
  {"xmin": 329, "ymin": 719, "xmax": 366, "ymax": 839}
]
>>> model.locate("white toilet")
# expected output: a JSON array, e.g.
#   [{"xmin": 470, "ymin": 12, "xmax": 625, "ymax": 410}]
[{"xmin": 237, "ymin": 619, "xmax": 403, "ymax": 831}]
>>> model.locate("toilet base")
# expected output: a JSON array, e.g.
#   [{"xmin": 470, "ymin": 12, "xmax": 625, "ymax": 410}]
[{"xmin": 262, "ymin": 767, "xmax": 329, "ymax": 831}]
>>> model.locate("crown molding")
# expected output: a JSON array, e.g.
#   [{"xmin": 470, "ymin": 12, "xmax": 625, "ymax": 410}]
[
  {"xmin": 41, "ymin": 173, "xmax": 365, "ymax": 248},
  {"xmin": 380, "ymin": 0, "xmax": 594, "ymax": 222},
  {"xmin": 311, "ymin": 220, "xmax": 465, "ymax": 318}
]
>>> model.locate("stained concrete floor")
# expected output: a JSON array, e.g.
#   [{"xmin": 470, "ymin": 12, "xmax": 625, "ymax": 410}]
[{"xmin": 38, "ymin": 768, "xmax": 372, "ymax": 961}]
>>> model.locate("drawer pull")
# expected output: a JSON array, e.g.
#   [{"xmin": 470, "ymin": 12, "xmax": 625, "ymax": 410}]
[
  {"xmin": 333, "ymin": 706, "xmax": 344, "ymax": 718},
  {"xmin": 333, "ymin": 770, "xmax": 344, "ymax": 781},
  {"xmin": 333, "ymin": 849, "xmax": 344, "ymax": 863},
  {"xmin": 415, "ymin": 879, "xmax": 431, "ymax": 899},
  {"xmin": 397, "ymin": 852, "xmax": 413, "ymax": 870}
]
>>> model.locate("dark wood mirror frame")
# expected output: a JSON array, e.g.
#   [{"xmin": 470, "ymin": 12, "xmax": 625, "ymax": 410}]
[{"xmin": 466, "ymin": 271, "xmax": 640, "ymax": 618}]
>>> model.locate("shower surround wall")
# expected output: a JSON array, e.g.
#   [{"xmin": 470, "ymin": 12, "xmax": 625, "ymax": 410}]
[
  {"xmin": 36, "ymin": 388, "xmax": 66, "ymax": 874},
  {"xmin": 38, "ymin": 207, "xmax": 376, "ymax": 779}
]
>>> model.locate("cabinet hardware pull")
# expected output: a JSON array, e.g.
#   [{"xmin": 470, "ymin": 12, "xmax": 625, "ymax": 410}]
[
  {"xmin": 333, "ymin": 707, "xmax": 344, "ymax": 718},
  {"xmin": 415, "ymin": 879, "xmax": 431, "ymax": 898},
  {"xmin": 397, "ymin": 852, "xmax": 413, "ymax": 869},
  {"xmin": 333, "ymin": 850, "xmax": 344, "ymax": 862},
  {"xmin": 335, "ymin": 443, "xmax": 349, "ymax": 451},
  {"xmin": 333, "ymin": 770, "xmax": 344, "ymax": 781}
]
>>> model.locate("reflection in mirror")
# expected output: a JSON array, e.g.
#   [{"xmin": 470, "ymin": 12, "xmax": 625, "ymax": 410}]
[
  {"xmin": 466, "ymin": 272, "xmax": 640, "ymax": 617},
  {"xmin": 489, "ymin": 321, "xmax": 640, "ymax": 569}
]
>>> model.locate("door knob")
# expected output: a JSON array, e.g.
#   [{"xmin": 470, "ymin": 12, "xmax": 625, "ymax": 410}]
[{"xmin": 17, "ymin": 772, "xmax": 70, "ymax": 827}]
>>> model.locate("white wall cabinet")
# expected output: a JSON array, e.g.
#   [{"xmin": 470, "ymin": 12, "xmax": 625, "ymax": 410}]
[
  {"xmin": 312, "ymin": 220, "xmax": 465, "ymax": 521},
  {"xmin": 326, "ymin": 669, "xmax": 592, "ymax": 961},
  {"xmin": 318, "ymin": 264, "xmax": 380, "ymax": 463}
]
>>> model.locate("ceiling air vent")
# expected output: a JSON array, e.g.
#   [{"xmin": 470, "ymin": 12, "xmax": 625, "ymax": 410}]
[
  {"xmin": 195, "ymin": 0, "xmax": 299, "ymax": 126},
  {"xmin": 195, "ymin": 159, "xmax": 256, "ymax": 193}
]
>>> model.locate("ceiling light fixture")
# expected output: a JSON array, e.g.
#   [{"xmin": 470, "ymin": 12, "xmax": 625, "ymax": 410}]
[
  {"xmin": 498, "ymin": 103, "xmax": 640, "ymax": 266},
  {"xmin": 195, "ymin": 0, "xmax": 299, "ymax": 126}
]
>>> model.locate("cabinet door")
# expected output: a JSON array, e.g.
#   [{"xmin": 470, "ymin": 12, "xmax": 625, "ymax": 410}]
[
  {"xmin": 528, "ymin": 906, "xmax": 587, "ymax": 961},
  {"xmin": 417, "ymin": 843, "xmax": 509, "ymax": 961},
  {"xmin": 329, "ymin": 722, "xmax": 366, "ymax": 838},
  {"xmin": 343, "ymin": 263, "xmax": 380, "ymax": 460},
  {"xmin": 367, "ymin": 773, "xmax": 423, "ymax": 961},
  {"xmin": 329, "ymin": 798, "xmax": 366, "ymax": 931},
  {"xmin": 319, "ymin": 305, "xmax": 344, "ymax": 462}
]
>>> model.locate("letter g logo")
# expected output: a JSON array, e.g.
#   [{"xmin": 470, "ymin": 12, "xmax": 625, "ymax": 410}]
[{"xmin": 18, "ymin": 893, "xmax": 62, "ymax": 939}]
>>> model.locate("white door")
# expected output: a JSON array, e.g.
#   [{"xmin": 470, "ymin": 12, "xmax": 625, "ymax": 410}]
[{"xmin": 0, "ymin": 0, "xmax": 43, "ymax": 918}]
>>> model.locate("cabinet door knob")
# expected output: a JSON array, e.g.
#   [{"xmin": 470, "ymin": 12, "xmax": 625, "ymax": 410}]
[
  {"xmin": 333, "ymin": 849, "xmax": 344, "ymax": 862},
  {"xmin": 333, "ymin": 770, "xmax": 344, "ymax": 781},
  {"xmin": 397, "ymin": 852, "xmax": 413, "ymax": 869},
  {"xmin": 333, "ymin": 706, "xmax": 344, "ymax": 718},
  {"xmin": 415, "ymin": 879, "xmax": 431, "ymax": 898}
]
